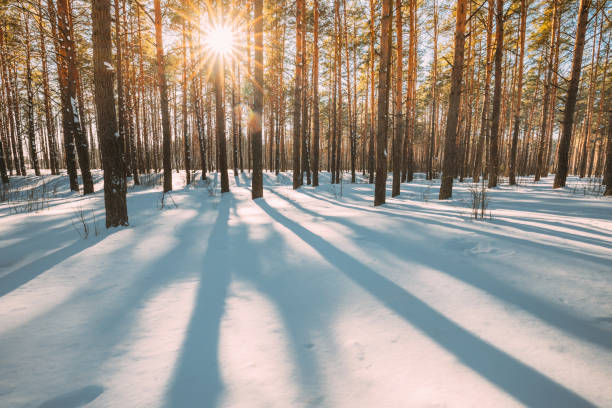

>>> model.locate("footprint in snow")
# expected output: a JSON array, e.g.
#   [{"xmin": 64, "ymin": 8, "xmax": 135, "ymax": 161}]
[{"xmin": 468, "ymin": 242, "xmax": 515, "ymax": 258}]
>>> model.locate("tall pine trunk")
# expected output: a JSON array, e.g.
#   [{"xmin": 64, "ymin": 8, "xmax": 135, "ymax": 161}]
[
  {"xmin": 312, "ymin": 0, "xmax": 320, "ymax": 187},
  {"xmin": 553, "ymin": 0, "xmax": 590, "ymax": 188},
  {"xmin": 374, "ymin": 0, "xmax": 392, "ymax": 206},
  {"xmin": 292, "ymin": 0, "xmax": 303, "ymax": 189},
  {"xmin": 509, "ymin": 0, "xmax": 526, "ymax": 185},
  {"xmin": 252, "ymin": 0, "xmax": 264, "ymax": 198},
  {"xmin": 439, "ymin": 0, "xmax": 467, "ymax": 199},
  {"xmin": 92, "ymin": 0, "xmax": 128, "ymax": 227},
  {"xmin": 391, "ymin": 0, "xmax": 402, "ymax": 197},
  {"xmin": 154, "ymin": 0, "xmax": 173, "ymax": 192},
  {"xmin": 24, "ymin": 15, "xmax": 40, "ymax": 176},
  {"xmin": 488, "ymin": 0, "xmax": 504, "ymax": 188}
]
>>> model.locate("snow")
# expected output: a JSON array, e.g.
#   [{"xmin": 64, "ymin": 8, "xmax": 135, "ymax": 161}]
[
  {"xmin": 70, "ymin": 97, "xmax": 79, "ymax": 124},
  {"xmin": 0, "ymin": 170, "xmax": 611, "ymax": 407}
]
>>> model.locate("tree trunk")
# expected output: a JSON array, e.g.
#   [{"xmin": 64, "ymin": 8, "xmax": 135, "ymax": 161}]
[
  {"xmin": 182, "ymin": 22, "xmax": 191, "ymax": 185},
  {"xmin": 472, "ymin": 0, "xmax": 493, "ymax": 183},
  {"xmin": 292, "ymin": 0, "xmax": 304, "ymax": 189},
  {"xmin": 488, "ymin": 0, "xmax": 504, "ymax": 188},
  {"xmin": 368, "ymin": 0, "xmax": 376, "ymax": 184},
  {"xmin": 578, "ymin": 12, "xmax": 601, "ymax": 179},
  {"xmin": 24, "ymin": 15, "xmax": 40, "ymax": 176},
  {"xmin": 374, "ymin": 0, "xmax": 392, "ymax": 206},
  {"xmin": 252, "ymin": 0, "xmax": 264, "ymax": 198},
  {"xmin": 391, "ymin": 0, "xmax": 402, "ymax": 197},
  {"xmin": 604, "ymin": 103, "xmax": 612, "ymax": 195},
  {"xmin": 509, "ymin": 0, "xmax": 526, "ymax": 185},
  {"xmin": 439, "ymin": 0, "xmax": 467, "ymax": 199},
  {"xmin": 427, "ymin": 0, "xmax": 438, "ymax": 181},
  {"xmin": 154, "ymin": 0, "xmax": 173, "ymax": 192},
  {"xmin": 553, "ymin": 0, "xmax": 591, "ymax": 188},
  {"xmin": 312, "ymin": 0, "xmax": 320, "ymax": 187},
  {"xmin": 92, "ymin": 0, "xmax": 128, "ymax": 227}
]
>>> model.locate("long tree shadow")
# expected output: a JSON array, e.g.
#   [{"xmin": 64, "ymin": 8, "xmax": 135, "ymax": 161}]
[
  {"xmin": 165, "ymin": 194, "xmax": 232, "ymax": 408},
  {"xmin": 0, "ymin": 187, "xmax": 195, "ymax": 299},
  {"xmin": 256, "ymin": 199, "xmax": 595, "ymax": 407},
  {"xmin": 298, "ymin": 188, "xmax": 611, "ymax": 263},
  {"xmin": 229, "ymin": 204, "xmax": 335, "ymax": 403},
  {"xmin": 0, "ymin": 228, "xmax": 114, "ymax": 298},
  {"xmin": 301, "ymin": 185, "xmax": 612, "ymax": 247},
  {"xmin": 1, "ymin": 197, "xmax": 223, "ymax": 408},
  {"xmin": 274, "ymin": 189, "xmax": 612, "ymax": 350}
]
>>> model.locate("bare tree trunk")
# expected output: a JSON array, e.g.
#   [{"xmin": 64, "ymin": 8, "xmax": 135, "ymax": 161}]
[
  {"xmin": 604, "ymin": 103, "xmax": 612, "ymax": 195},
  {"xmin": 312, "ymin": 0, "xmax": 320, "ymax": 187},
  {"xmin": 374, "ymin": 0, "xmax": 392, "ymax": 206},
  {"xmin": 509, "ymin": 0, "xmax": 526, "ymax": 185},
  {"xmin": 439, "ymin": 0, "xmax": 467, "ymax": 199},
  {"xmin": 182, "ymin": 22, "xmax": 191, "ymax": 185},
  {"xmin": 252, "ymin": 0, "xmax": 264, "ymax": 198},
  {"xmin": 427, "ymin": 0, "xmax": 438, "ymax": 180},
  {"xmin": 553, "ymin": 0, "xmax": 591, "ymax": 188},
  {"xmin": 391, "ymin": 0, "xmax": 402, "ymax": 196},
  {"xmin": 292, "ymin": 0, "xmax": 304, "ymax": 189},
  {"xmin": 368, "ymin": 0, "xmax": 375, "ymax": 184},
  {"xmin": 488, "ymin": 0, "xmax": 504, "ymax": 188},
  {"xmin": 341, "ymin": 0, "xmax": 355, "ymax": 184},
  {"xmin": 578, "ymin": 12, "xmax": 601, "ymax": 178},
  {"xmin": 24, "ymin": 15, "xmax": 40, "ymax": 176},
  {"xmin": 534, "ymin": 0, "xmax": 557, "ymax": 181},
  {"xmin": 37, "ymin": 0, "xmax": 59, "ymax": 175},
  {"xmin": 50, "ymin": 0, "xmax": 77, "ymax": 188},
  {"xmin": 154, "ymin": 0, "xmax": 173, "ymax": 192},
  {"xmin": 402, "ymin": 0, "xmax": 416, "ymax": 183},
  {"xmin": 92, "ymin": 0, "xmax": 128, "ymax": 226}
]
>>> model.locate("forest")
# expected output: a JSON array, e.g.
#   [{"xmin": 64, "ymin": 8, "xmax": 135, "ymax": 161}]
[{"xmin": 0, "ymin": 0, "xmax": 611, "ymax": 406}]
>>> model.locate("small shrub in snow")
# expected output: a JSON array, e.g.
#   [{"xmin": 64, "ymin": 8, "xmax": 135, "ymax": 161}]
[
  {"xmin": 159, "ymin": 191, "xmax": 178, "ymax": 210},
  {"xmin": 71, "ymin": 206, "xmax": 99, "ymax": 239},
  {"xmin": 469, "ymin": 179, "xmax": 490, "ymax": 220},
  {"xmin": 568, "ymin": 177, "xmax": 604, "ymax": 197},
  {"xmin": 2, "ymin": 176, "xmax": 53, "ymax": 213}
]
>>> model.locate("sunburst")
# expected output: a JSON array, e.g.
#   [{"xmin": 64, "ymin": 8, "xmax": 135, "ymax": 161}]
[{"xmin": 202, "ymin": 23, "xmax": 235, "ymax": 56}]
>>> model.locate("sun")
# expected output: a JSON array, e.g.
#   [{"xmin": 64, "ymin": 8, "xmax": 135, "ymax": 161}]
[{"xmin": 203, "ymin": 24, "xmax": 235, "ymax": 56}]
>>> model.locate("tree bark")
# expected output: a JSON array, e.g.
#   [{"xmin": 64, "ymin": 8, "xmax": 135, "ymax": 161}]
[
  {"xmin": 312, "ymin": 0, "xmax": 320, "ymax": 187},
  {"xmin": 439, "ymin": 0, "xmax": 467, "ymax": 199},
  {"xmin": 374, "ymin": 0, "xmax": 392, "ymax": 206},
  {"xmin": 154, "ymin": 0, "xmax": 173, "ymax": 192},
  {"xmin": 24, "ymin": 15, "xmax": 40, "ymax": 176},
  {"xmin": 427, "ymin": 0, "xmax": 438, "ymax": 181},
  {"xmin": 292, "ymin": 0, "xmax": 304, "ymax": 189},
  {"xmin": 182, "ymin": 22, "xmax": 191, "ymax": 185},
  {"xmin": 252, "ymin": 0, "xmax": 264, "ymax": 198},
  {"xmin": 553, "ymin": 0, "xmax": 591, "ymax": 188},
  {"xmin": 92, "ymin": 0, "xmax": 128, "ymax": 226},
  {"xmin": 604, "ymin": 103, "xmax": 612, "ymax": 195},
  {"xmin": 488, "ymin": 0, "xmax": 504, "ymax": 188},
  {"xmin": 391, "ymin": 0, "xmax": 402, "ymax": 197},
  {"xmin": 509, "ymin": 0, "xmax": 526, "ymax": 185}
]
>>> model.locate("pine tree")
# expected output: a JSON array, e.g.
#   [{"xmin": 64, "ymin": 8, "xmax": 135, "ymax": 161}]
[
  {"xmin": 439, "ymin": 0, "xmax": 467, "ymax": 199},
  {"xmin": 553, "ymin": 0, "xmax": 591, "ymax": 188},
  {"xmin": 92, "ymin": 0, "xmax": 128, "ymax": 227},
  {"xmin": 251, "ymin": 0, "xmax": 264, "ymax": 199},
  {"xmin": 374, "ymin": 0, "xmax": 392, "ymax": 206}
]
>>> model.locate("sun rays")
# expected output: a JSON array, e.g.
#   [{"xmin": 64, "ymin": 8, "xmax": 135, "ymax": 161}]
[{"xmin": 202, "ymin": 23, "xmax": 235, "ymax": 56}]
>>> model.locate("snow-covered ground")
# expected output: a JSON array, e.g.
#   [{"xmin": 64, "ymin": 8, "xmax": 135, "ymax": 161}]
[{"xmin": 1, "ymin": 170, "xmax": 611, "ymax": 408}]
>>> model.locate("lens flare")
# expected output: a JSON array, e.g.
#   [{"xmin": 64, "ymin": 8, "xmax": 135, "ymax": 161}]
[{"xmin": 203, "ymin": 24, "xmax": 234, "ymax": 55}]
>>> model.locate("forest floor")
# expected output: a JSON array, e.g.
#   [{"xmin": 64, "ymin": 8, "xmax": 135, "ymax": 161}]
[{"xmin": 1, "ymin": 169, "xmax": 611, "ymax": 408}]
